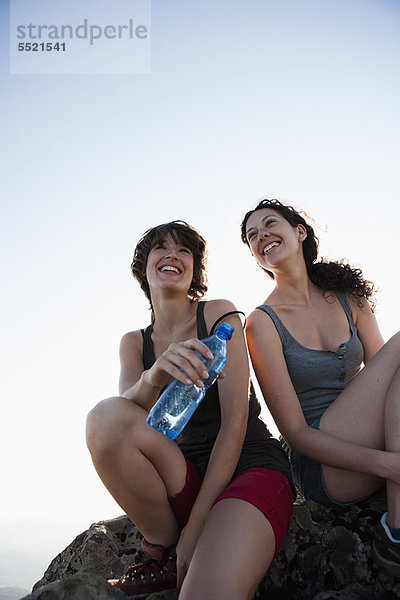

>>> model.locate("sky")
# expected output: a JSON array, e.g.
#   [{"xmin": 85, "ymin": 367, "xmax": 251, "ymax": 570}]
[{"xmin": 1, "ymin": 0, "xmax": 400, "ymax": 591}]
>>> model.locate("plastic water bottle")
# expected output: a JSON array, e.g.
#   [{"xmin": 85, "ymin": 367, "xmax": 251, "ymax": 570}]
[{"xmin": 146, "ymin": 322, "xmax": 234, "ymax": 439}]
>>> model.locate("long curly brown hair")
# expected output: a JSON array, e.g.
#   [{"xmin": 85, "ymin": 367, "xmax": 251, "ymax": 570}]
[
  {"xmin": 131, "ymin": 221, "xmax": 208, "ymax": 313},
  {"xmin": 241, "ymin": 198, "xmax": 377, "ymax": 309}
]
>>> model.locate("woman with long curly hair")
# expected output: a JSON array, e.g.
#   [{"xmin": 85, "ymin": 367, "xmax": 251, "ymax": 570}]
[{"xmin": 241, "ymin": 198, "xmax": 400, "ymax": 577}]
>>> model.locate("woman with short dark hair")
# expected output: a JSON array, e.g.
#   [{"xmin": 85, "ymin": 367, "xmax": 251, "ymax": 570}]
[{"xmin": 86, "ymin": 220, "xmax": 294, "ymax": 599}]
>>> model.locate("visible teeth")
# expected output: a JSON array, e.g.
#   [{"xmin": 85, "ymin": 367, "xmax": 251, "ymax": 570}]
[
  {"xmin": 263, "ymin": 242, "xmax": 279, "ymax": 255},
  {"xmin": 161, "ymin": 266, "xmax": 180, "ymax": 273}
]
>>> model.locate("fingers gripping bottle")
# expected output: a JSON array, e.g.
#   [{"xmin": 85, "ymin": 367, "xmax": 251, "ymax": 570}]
[{"xmin": 146, "ymin": 322, "xmax": 234, "ymax": 440}]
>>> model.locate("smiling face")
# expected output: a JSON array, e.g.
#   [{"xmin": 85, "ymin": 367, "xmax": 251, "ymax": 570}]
[
  {"xmin": 241, "ymin": 199, "xmax": 319, "ymax": 279},
  {"xmin": 145, "ymin": 234, "xmax": 194, "ymax": 294},
  {"xmin": 131, "ymin": 221, "xmax": 208, "ymax": 307},
  {"xmin": 245, "ymin": 207, "xmax": 306, "ymax": 274}
]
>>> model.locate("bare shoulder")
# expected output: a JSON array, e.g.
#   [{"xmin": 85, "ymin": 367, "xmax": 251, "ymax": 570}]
[
  {"xmin": 205, "ymin": 297, "xmax": 237, "ymax": 313},
  {"xmin": 119, "ymin": 329, "xmax": 143, "ymax": 358},
  {"xmin": 246, "ymin": 307, "xmax": 283, "ymax": 349},
  {"xmin": 247, "ymin": 306, "xmax": 276, "ymax": 331},
  {"xmin": 346, "ymin": 293, "xmax": 374, "ymax": 323},
  {"xmin": 247, "ymin": 307, "xmax": 267, "ymax": 326},
  {"xmin": 203, "ymin": 297, "xmax": 238, "ymax": 320},
  {"xmin": 202, "ymin": 298, "xmax": 248, "ymax": 339},
  {"xmin": 346, "ymin": 294, "xmax": 384, "ymax": 360}
]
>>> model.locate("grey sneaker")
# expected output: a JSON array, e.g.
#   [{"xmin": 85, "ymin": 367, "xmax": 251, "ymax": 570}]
[{"xmin": 372, "ymin": 513, "xmax": 400, "ymax": 577}]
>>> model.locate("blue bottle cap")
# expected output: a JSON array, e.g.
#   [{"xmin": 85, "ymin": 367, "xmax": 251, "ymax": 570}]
[{"xmin": 216, "ymin": 322, "xmax": 234, "ymax": 340}]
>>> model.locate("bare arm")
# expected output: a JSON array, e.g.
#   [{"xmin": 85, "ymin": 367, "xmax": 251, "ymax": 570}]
[
  {"xmin": 176, "ymin": 300, "xmax": 249, "ymax": 584},
  {"xmin": 187, "ymin": 301, "xmax": 249, "ymax": 509},
  {"xmin": 349, "ymin": 295, "xmax": 384, "ymax": 363},
  {"xmin": 245, "ymin": 308, "xmax": 391, "ymax": 480},
  {"xmin": 119, "ymin": 330, "xmax": 216, "ymax": 412}
]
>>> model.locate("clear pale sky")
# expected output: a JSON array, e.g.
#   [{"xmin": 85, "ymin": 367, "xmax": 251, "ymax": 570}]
[{"xmin": 1, "ymin": 0, "xmax": 399, "ymax": 591}]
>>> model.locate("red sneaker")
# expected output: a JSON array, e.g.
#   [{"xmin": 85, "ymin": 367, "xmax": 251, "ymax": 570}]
[{"xmin": 108, "ymin": 540, "xmax": 177, "ymax": 597}]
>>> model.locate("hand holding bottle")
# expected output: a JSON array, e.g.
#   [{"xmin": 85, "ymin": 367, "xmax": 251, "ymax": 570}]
[
  {"xmin": 147, "ymin": 323, "xmax": 234, "ymax": 439},
  {"xmin": 146, "ymin": 338, "xmax": 215, "ymax": 390}
]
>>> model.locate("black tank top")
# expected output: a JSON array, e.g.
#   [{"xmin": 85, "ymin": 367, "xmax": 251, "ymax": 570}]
[{"xmin": 141, "ymin": 301, "xmax": 294, "ymax": 487}]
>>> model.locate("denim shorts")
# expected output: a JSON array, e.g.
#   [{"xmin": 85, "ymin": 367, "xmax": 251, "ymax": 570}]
[{"xmin": 289, "ymin": 417, "xmax": 354, "ymax": 508}]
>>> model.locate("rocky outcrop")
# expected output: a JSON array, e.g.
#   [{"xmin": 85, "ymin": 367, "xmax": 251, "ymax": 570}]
[
  {"xmin": 261, "ymin": 490, "xmax": 399, "ymax": 599},
  {"xmin": 22, "ymin": 489, "xmax": 400, "ymax": 600},
  {"xmin": 31, "ymin": 515, "xmax": 142, "ymax": 590}
]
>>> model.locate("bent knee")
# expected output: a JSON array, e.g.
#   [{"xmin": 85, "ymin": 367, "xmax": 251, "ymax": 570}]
[
  {"xmin": 383, "ymin": 330, "xmax": 400, "ymax": 360},
  {"xmin": 86, "ymin": 397, "xmax": 119, "ymax": 456},
  {"xmin": 86, "ymin": 396, "xmax": 144, "ymax": 458}
]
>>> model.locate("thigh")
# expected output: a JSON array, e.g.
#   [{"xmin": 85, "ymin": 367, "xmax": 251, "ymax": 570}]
[
  {"xmin": 212, "ymin": 468, "xmax": 294, "ymax": 556},
  {"xmin": 321, "ymin": 332, "xmax": 400, "ymax": 447},
  {"xmin": 88, "ymin": 396, "xmax": 189, "ymax": 496},
  {"xmin": 180, "ymin": 499, "xmax": 276, "ymax": 600},
  {"xmin": 317, "ymin": 338, "xmax": 400, "ymax": 502}
]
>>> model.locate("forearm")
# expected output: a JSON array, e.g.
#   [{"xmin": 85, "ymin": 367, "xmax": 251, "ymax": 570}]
[
  {"xmin": 118, "ymin": 333, "xmax": 214, "ymax": 412},
  {"xmin": 120, "ymin": 370, "xmax": 163, "ymax": 411},
  {"xmin": 290, "ymin": 425, "xmax": 388, "ymax": 479},
  {"xmin": 187, "ymin": 419, "xmax": 246, "ymax": 526}
]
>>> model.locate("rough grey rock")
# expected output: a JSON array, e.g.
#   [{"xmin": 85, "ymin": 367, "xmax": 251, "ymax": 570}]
[
  {"xmin": 32, "ymin": 516, "xmax": 143, "ymax": 590},
  {"xmin": 259, "ymin": 490, "xmax": 400, "ymax": 599},
  {"xmin": 22, "ymin": 490, "xmax": 400, "ymax": 600}
]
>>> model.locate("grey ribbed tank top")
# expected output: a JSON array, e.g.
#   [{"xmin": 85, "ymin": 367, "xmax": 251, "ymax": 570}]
[{"xmin": 257, "ymin": 292, "xmax": 364, "ymax": 425}]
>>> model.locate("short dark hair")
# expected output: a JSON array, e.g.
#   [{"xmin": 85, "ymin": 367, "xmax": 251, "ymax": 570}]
[{"xmin": 131, "ymin": 221, "xmax": 208, "ymax": 309}]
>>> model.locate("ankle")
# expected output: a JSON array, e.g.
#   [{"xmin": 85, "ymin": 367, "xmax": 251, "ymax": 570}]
[{"xmin": 141, "ymin": 537, "xmax": 177, "ymax": 559}]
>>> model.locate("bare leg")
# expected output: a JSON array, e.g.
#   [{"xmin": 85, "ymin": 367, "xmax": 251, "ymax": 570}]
[
  {"xmin": 179, "ymin": 499, "xmax": 275, "ymax": 600},
  {"xmin": 86, "ymin": 396, "xmax": 188, "ymax": 546},
  {"xmin": 318, "ymin": 332, "xmax": 400, "ymax": 526},
  {"xmin": 385, "ymin": 368, "xmax": 400, "ymax": 528}
]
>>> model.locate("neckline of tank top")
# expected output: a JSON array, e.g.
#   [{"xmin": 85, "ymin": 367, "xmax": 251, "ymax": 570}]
[
  {"xmin": 144, "ymin": 301, "xmax": 207, "ymax": 359},
  {"xmin": 258, "ymin": 293, "xmax": 356, "ymax": 355}
]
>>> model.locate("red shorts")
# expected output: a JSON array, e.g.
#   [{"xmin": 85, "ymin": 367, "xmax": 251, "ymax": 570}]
[{"xmin": 168, "ymin": 456, "xmax": 293, "ymax": 557}]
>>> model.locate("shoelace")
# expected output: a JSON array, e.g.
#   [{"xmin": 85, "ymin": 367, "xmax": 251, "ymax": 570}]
[{"xmin": 124, "ymin": 557, "xmax": 176, "ymax": 584}]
